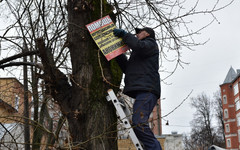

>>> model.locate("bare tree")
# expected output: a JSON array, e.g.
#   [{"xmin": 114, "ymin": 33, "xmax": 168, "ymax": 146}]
[
  {"xmin": 0, "ymin": 0, "xmax": 234, "ymax": 149},
  {"xmin": 184, "ymin": 92, "xmax": 225, "ymax": 150},
  {"xmin": 213, "ymin": 90, "xmax": 225, "ymax": 147},
  {"xmin": 191, "ymin": 93, "xmax": 214, "ymax": 149},
  {"xmin": 0, "ymin": 1, "xmax": 71, "ymax": 149}
]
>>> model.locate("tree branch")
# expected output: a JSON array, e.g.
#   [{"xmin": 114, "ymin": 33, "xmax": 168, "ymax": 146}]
[
  {"xmin": 0, "ymin": 62, "xmax": 43, "ymax": 70},
  {"xmin": 0, "ymin": 50, "xmax": 39, "ymax": 65},
  {"xmin": 36, "ymin": 37, "xmax": 72, "ymax": 106},
  {"xmin": 0, "ymin": 123, "xmax": 19, "ymax": 150}
]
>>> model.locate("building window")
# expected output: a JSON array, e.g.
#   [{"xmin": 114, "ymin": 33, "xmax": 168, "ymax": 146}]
[
  {"xmin": 225, "ymin": 124, "xmax": 230, "ymax": 133},
  {"xmin": 237, "ymin": 116, "xmax": 240, "ymax": 126},
  {"xmin": 234, "ymin": 83, "xmax": 239, "ymax": 96},
  {"xmin": 238, "ymin": 130, "xmax": 240, "ymax": 142},
  {"xmin": 15, "ymin": 95, "xmax": 19, "ymax": 111},
  {"xmin": 224, "ymin": 109, "xmax": 229, "ymax": 118},
  {"xmin": 223, "ymin": 95, "xmax": 227, "ymax": 104},
  {"xmin": 236, "ymin": 97, "xmax": 240, "ymax": 111},
  {"xmin": 227, "ymin": 138, "xmax": 231, "ymax": 148}
]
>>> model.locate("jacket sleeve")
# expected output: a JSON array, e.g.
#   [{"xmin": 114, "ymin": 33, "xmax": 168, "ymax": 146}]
[
  {"xmin": 123, "ymin": 33, "xmax": 158, "ymax": 57},
  {"xmin": 115, "ymin": 54, "xmax": 128, "ymax": 73}
]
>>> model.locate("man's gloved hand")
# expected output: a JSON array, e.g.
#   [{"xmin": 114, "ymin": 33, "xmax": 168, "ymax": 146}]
[{"xmin": 113, "ymin": 29, "xmax": 127, "ymax": 37}]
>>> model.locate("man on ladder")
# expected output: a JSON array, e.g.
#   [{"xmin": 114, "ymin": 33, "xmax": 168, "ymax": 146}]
[{"xmin": 113, "ymin": 27, "xmax": 162, "ymax": 150}]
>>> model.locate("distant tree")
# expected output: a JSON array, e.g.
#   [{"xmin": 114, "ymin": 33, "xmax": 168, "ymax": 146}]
[
  {"xmin": 0, "ymin": 0, "xmax": 234, "ymax": 149},
  {"xmin": 184, "ymin": 92, "xmax": 225, "ymax": 150},
  {"xmin": 213, "ymin": 90, "xmax": 225, "ymax": 147},
  {"xmin": 184, "ymin": 93, "xmax": 214, "ymax": 150}
]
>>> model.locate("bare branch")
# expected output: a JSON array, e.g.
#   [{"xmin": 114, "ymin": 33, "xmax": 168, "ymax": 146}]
[
  {"xmin": 0, "ymin": 62, "xmax": 43, "ymax": 70},
  {"xmin": 0, "ymin": 50, "xmax": 39, "ymax": 65},
  {"xmin": 0, "ymin": 123, "xmax": 19, "ymax": 150}
]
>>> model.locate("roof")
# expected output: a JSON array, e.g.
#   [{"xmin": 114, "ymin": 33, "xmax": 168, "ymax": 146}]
[
  {"xmin": 208, "ymin": 145, "xmax": 226, "ymax": 150},
  {"xmin": 223, "ymin": 67, "xmax": 237, "ymax": 84},
  {"xmin": 237, "ymin": 69, "xmax": 240, "ymax": 74},
  {"xmin": 0, "ymin": 99, "xmax": 17, "ymax": 113}
]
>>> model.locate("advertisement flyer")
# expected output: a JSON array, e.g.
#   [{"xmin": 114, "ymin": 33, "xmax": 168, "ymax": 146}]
[{"xmin": 86, "ymin": 15, "xmax": 128, "ymax": 61}]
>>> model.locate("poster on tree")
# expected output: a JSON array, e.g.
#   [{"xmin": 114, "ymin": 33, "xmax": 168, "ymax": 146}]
[{"xmin": 86, "ymin": 15, "xmax": 128, "ymax": 61}]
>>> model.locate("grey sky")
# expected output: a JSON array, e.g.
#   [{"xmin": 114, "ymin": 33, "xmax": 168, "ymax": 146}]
[
  {"xmin": 0, "ymin": 0, "xmax": 240, "ymax": 136},
  {"xmin": 161, "ymin": 0, "xmax": 240, "ymax": 134}
]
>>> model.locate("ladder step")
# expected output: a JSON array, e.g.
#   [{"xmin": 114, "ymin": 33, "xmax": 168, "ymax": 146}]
[{"xmin": 107, "ymin": 89, "xmax": 144, "ymax": 150}]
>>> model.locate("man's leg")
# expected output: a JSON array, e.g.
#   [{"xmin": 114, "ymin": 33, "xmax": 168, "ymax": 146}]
[{"xmin": 132, "ymin": 92, "xmax": 162, "ymax": 150}]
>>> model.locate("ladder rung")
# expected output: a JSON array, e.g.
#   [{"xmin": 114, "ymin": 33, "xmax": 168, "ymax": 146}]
[{"xmin": 107, "ymin": 89, "xmax": 144, "ymax": 150}]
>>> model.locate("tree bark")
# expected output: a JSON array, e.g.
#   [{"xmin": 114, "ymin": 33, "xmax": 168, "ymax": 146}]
[
  {"xmin": 36, "ymin": 0, "xmax": 121, "ymax": 149},
  {"xmin": 23, "ymin": 44, "xmax": 30, "ymax": 150}
]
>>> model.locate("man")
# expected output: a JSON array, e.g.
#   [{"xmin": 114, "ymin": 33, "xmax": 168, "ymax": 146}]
[{"xmin": 113, "ymin": 27, "xmax": 162, "ymax": 150}]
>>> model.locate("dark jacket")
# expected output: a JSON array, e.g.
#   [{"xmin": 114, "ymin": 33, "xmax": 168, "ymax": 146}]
[{"xmin": 116, "ymin": 33, "xmax": 161, "ymax": 98}]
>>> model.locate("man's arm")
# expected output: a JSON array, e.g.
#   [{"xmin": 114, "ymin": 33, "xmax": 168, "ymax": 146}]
[{"xmin": 123, "ymin": 33, "xmax": 158, "ymax": 57}]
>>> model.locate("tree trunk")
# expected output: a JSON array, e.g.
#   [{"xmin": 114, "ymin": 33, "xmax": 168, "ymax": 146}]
[
  {"xmin": 37, "ymin": 0, "xmax": 122, "ymax": 149},
  {"xmin": 67, "ymin": 1, "xmax": 120, "ymax": 149},
  {"xmin": 23, "ymin": 44, "xmax": 30, "ymax": 150}
]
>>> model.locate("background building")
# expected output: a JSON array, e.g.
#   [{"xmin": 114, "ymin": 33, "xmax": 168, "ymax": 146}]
[
  {"xmin": 0, "ymin": 78, "xmax": 32, "ymax": 123},
  {"xmin": 220, "ymin": 67, "xmax": 240, "ymax": 150},
  {"xmin": 0, "ymin": 78, "xmax": 32, "ymax": 149},
  {"xmin": 150, "ymin": 99, "xmax": 162, "ymax": 136}
]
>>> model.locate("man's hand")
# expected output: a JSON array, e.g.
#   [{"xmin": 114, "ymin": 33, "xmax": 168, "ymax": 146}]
[{"xmin": 113, "ymin": 29, "xmax": 127, "ymax": 37}]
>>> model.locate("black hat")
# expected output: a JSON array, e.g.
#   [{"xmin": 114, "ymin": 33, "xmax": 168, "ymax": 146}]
[{"xmin": 135, "ymin": 27, "xmax": 155, "ymax": 40}]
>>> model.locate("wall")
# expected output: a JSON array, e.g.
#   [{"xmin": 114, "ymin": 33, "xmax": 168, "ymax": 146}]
[
  {"xmin": 221, "ymin": 81, "xmax": 239, "ymax": 149},
  {"xmin": 118, "ymin": 134, "xmax": 183, "ymax": 150},
  {"xmin": 118, "ymin": 137, "xmax": 165, "ymax": 150},
  {"xmin": 164, "ymin": 134, "xmax": 184, "ymax": 150},
  {"xmin": 0, "ymin": 78, "xmax": 31, "ymax": 123}
]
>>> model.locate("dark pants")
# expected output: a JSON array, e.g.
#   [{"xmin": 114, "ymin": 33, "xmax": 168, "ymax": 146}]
[{"xmin": 132, "ymin": 92, "xmax": 162, "ymax": 150}]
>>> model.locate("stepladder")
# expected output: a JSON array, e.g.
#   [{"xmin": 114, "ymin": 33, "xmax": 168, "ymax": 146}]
[{"xmin": 106, "ymin": 89, "xmax": 144, "ymax": 150}]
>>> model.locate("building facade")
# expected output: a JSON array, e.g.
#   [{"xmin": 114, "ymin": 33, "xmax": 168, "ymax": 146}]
[
  {"xmin": 220, "ymin": 67, "xmax": 240, "ymax": 150},
  {"xmin": 150, "ymin": 99, "xmax": 162, "ymax": 135},
  {"xmin": 0, "ymin": 78, "xmax": 32, "ymax": 149},
  {"xmin": 0, "ymin": 78, "xmax": 31, "ymax": 123}
]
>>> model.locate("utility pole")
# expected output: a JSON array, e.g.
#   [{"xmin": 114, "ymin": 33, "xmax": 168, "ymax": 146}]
[{"xmin": 23, "ymin": 43, "xmax": 30, "ymax": 150}]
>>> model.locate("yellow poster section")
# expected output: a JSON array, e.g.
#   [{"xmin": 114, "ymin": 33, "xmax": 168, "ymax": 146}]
[{"xmin": 90, "ymin": 23, "xmax": 125, "ymax": 56}]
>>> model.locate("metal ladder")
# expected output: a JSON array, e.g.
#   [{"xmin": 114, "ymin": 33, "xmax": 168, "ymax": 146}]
[{"xmin": 106, "ymin": 89, "xmax": 144, "ymax": 150}]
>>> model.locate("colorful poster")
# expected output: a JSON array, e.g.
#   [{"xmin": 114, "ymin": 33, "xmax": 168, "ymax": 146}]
[{"xmin": 86, "ymin": 15, "xmax": 128, "ymax": 61}]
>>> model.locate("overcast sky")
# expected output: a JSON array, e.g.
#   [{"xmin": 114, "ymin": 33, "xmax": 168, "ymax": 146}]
[
  {"xmin": 1, "ymin": 0, "xmax": 240, "ymax": 136},
  {"xmin": 161, "ymin": 0, "xmax": 240, "ymax": 134}
]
